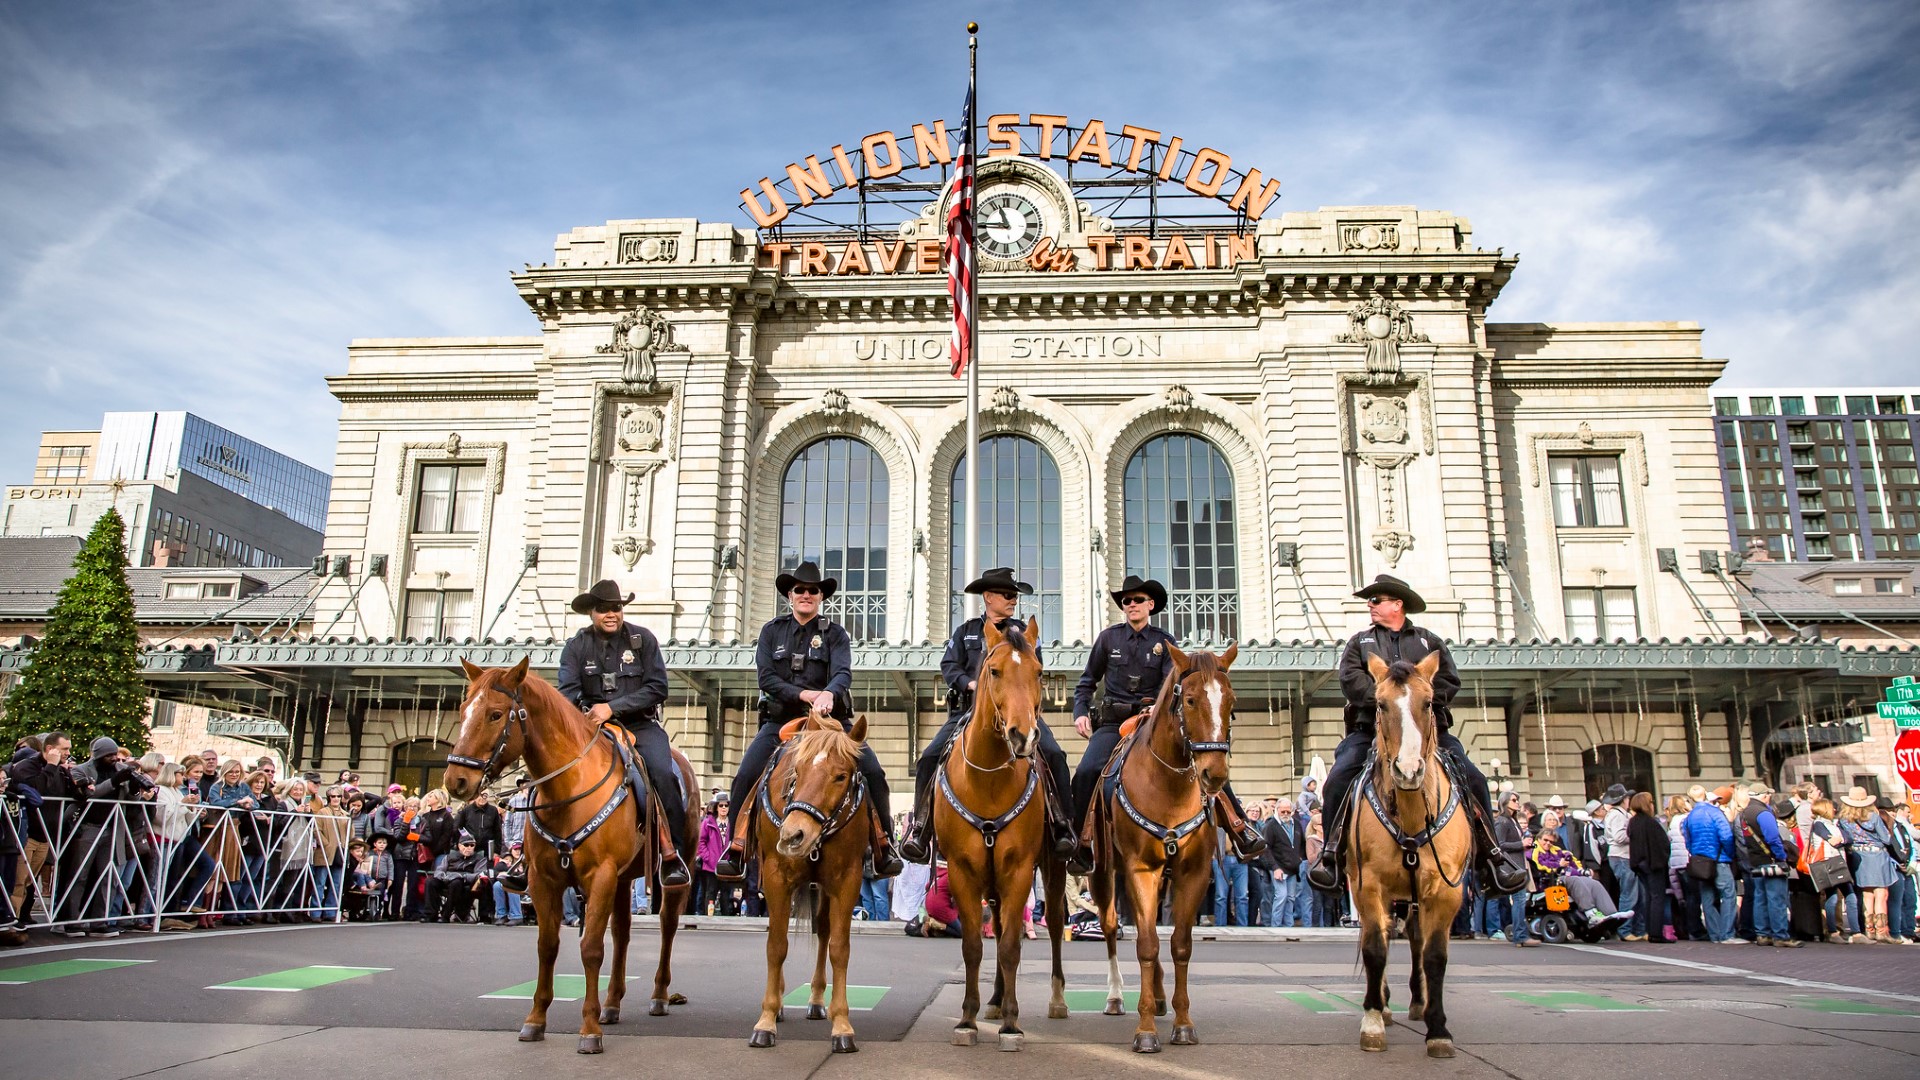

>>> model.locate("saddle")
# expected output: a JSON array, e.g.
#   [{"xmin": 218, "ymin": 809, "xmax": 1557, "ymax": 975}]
[{"xmin": 528, "ymin": 722, "xmax": 677, "ymax": 881}]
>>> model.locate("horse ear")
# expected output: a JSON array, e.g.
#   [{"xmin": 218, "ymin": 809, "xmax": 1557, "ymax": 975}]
[
  {"xmin": 460, "ymin": 658, "xmax": 485, "ymax": 683},
  {"xmin": 981, "ymin": 616, "xmax": 1005, "ymax": 650},
  {"xmin": 1366, "ymin": 652, "xmax": 1390, "ymax": 683},
  {"xmin": 501, "ymin": 656, "xmax": 530, "ymax": 690},
  {"xmin": 1414, "ymin": 651, "xmax": 1441, "ymax": 684},
  {"xmin": 1024, "ymin": 616, "xmax": 1041, "ymax": 648},
  {"xmin": 1219, "ymin": 642, "xmax": 1239, "ymax": 670},
  {"xmin": 848, "ymin": 715, "xmax": 868, "ymax": 744},
  {"xmin": 1166, "ymin": 643, "xmax": 1190, "ymax": 674}
]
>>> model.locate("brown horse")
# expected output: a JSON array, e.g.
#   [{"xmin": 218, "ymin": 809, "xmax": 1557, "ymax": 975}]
[
  {"xmin": 1089, "ymin": 643, "xmax": 1238, "ymax": 1053},
  {"xmin": 1346, "ymin": 652, "xmax": 1471, "ymax": 1058},
  {"xmin": 931, "ymin": 616, "xmax": 1068, "ymax": 1051},
  {"xmin": 444, "ymin": 658, "xmax": 695, "ymax": 1055},
  {"xmin": 747, "ymin": 713, "xmax": 872, "ymax": 1054}
]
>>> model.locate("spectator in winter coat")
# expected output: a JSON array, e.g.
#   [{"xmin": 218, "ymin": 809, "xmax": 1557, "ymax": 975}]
[
  {"xmin": 455, "ymin": 790, "xmax": 504, "ymax": 856},
  {"xmin": 1733, "ymin": 785, "xmax": 1795, "ymax": 947},
  {"xmin": 1684, "ymin": 788, "xmax": 1739, "ymax": 942},
  {"xmin": 1626, "ymin": 792, "xmax": 1671, "ymax": 944}
]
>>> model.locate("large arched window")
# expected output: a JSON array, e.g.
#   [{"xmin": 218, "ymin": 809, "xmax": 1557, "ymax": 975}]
[
  {"xmin": 388, "ymin": 739, "xmax": 452, "ymax": 797},
  {"xmin": 951, "ymin": 435, "xmax": 1063, "ymax": 630},
  {"xmin": 780, "ymin": 437, "xmax": 890, "ymax": 640},
  {"xmin": 1124, "ymin": 434, "xmax": 1240, "ymax": 643},
  {"xmin": 1582, "ymin": 744, "xmax": 1656, "ymax": 804}
]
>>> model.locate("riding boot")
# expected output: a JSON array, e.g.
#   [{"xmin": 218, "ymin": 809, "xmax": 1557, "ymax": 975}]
[
  {"xmin": 1042, "ymin": 771, "xmax": 1079, "ymax": 861},
  {"xmin": 869, "ymin": 807, "xmax": 904, "ymax": 878},
  {"xmin": 1214, "ymin": 794, "xmax": 1268, "ymax": 861},
  {"xmin": 899, "ymin": 772, "xmax": 937, "ymax": 864},
  {"xmin": 1066, "ymin": 800, "xmax": 1098, "ymax": 876},
  {"xmin": 1305, "ymin": 816, "xmax": 1345, "ymax": 892},
  {"xmin": 657, "ymin": 807, "xmax": 692, "ymax": 890},
  {"xmin": 714, "ymin": 808, "xmax": 749, "ymax": 881}
]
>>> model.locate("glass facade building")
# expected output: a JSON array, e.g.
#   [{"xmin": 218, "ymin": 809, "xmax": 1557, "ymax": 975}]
[{"xmin": 96, "ymin": 412, "xmax": 331, "ymax": 534}]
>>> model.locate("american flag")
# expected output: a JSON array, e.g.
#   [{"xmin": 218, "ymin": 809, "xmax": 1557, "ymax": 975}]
[{"xmin": 945, "ymin": 84, "xmax": 976, "ymax": 379}]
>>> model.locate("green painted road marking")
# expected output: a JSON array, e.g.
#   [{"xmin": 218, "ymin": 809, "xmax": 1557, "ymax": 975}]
[
  {"xmin": 1278, "ymin": 990, "xmax": 1357, "ymax": 1014},
  {"xmin": 481, "ymin": 974, "xmax": 633, "ymax": 1002},
  {"xmin": 782, "ymin": 984, "xmax": 889, "ymax": 1011},
  {"xmin": 1498, "ymin": 990, "xmax": 1654, "ymax": 1012},
  {"xmin": 1794, "ymin": 996, "xmax": 1916, "ymax": 1016},
  {"xmin": 1328, "ymin": 993, "xmax": 1401, "ymax": 1015},
  {"xmin": 0, "ymin": 958, "xmax": 153, "ymax": 985},
  {"xmin": 209, "ymin": 965, "xmax": 388, "ymax": 992},
  {"xmin": 1062, "ymin": 989, "xmax": 1140, "ymax": 1011}
]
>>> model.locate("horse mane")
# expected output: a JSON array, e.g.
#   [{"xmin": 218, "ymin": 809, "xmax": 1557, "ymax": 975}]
[
  {"xmin": 1378, "ymin": 659, "xmax": 1424, "ymax": 689},
  {"xmin": 1143, "ymin": 648, "xmax": 1220, "ymax": 743},
  {"xmin": 787, "ymin": 723, "xmax": 862, "ymax": 773}
]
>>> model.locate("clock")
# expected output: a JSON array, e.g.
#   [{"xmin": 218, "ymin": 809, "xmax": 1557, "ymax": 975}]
[{"xmin": 978, "ymin": 187, "xmax": 1045, "ymax": 260}]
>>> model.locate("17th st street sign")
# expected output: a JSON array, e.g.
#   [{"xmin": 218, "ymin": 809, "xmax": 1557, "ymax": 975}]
[{"xmin": 1879, "ymin": 676, "xmax": 1920, "ymax": 730}]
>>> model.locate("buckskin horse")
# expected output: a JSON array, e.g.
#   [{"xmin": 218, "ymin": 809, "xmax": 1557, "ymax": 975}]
[
  {"xmin": 1088, "ymin": 643, "xmax": 1239, "ymax": 1053},
  {"xmin": 1346, "ymin": 652, "xmax": 1471, "ymax": 1058},
  {"xmin": 931, "ymin": 617, "xmax": 1069, "ymax": 1051},
  {"xmin": 443, "ymin": 658, "xmax": 695, "ymax": 1054},
  {"xmin": 745, "ymin": 712, "xmax": 873, "ymax": 1054}
]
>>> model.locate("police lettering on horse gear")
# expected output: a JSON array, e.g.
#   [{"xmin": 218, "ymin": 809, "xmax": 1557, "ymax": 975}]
[
  {"xmin": 1070, "ymin": 575, "xmax": 1265, "ymax": 873},
  {"xmin": 716, "ymin": 562, "xmax": 901, "ymax": 880},
  {"xmin": 900, "ymin": 567, "xmax": 1076, "ymax": 864},
  {"xmin": 1304, "ymin": 574, "xmax": 1529, "ymax": 895},
  {"xmin": 556, "ymin": 579, "xmax": 691, "ymax": 889}
]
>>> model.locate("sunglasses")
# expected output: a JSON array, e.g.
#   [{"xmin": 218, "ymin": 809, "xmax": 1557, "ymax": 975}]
[
  {"xmin": 1366, "ymin": 597, "xmax": 1399, "ymax": 606},
  {"xmin": 1120, "ymin": 595, "xmax": 1152, "ymax": 606},
  {"xmin": 789, "ymin": 586, "xmax": 821, "ymax": 596},
  {"xmin": 592, "ymin": 603, "xmax": 624, "ymax": 614}
]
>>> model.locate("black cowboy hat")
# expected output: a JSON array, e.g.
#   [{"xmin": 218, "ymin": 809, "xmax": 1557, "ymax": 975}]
[
  {"xmin": 1109, "ymin": 574, "xmax": 1168, "ymax": 614},
  {"xmin": 1353, "ymin": 574, "xmax": 1426, "ymax": 615},
  {"xmin": 775, "ymin": 561, "xmax": 838, "ymax": 601},
  {"xmin": 964, "ymin": 567, "xmax": 1033, "ymax": 596},
  {"xmin": 368, "ymin": 830, "xmax": 396, "ymax": 845},
  {"xmin": 571, "ymin": 579, "xmax": 634, "ymax": 615}
]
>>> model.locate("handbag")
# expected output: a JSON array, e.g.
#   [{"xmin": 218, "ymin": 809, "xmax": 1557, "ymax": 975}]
[
  {"xmin": 1809, "ymin": 854, "xmax": 1852, "ymax": 892},
  {"xmin": 1686, "ymin": 853, "xmax": 1718, "ymax": 882}
]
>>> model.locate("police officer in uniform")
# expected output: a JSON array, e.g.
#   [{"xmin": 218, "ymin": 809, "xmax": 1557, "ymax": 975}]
[
  {"xmin": 899, "ymin": 568, "xmax": 1076, "ymax": 864},
  {"xmin": 1071, "ymin": 575, "xmax": 1266, "ymax": 870},
  {"xmin": 1303, "ymin": 575, "xmax": 1528, "ymax": 894},
  {"xmin": 556, "ymin": 579, "xmax": 691, "ymax": 888},
  {"xmin": 714, "ymin": 562, "xmax": 903, "ymax": 879}
]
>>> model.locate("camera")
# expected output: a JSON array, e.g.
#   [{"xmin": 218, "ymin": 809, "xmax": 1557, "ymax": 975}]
[{"xmin": 599, "ymin": 672, "xmax": 619, "ymax": 694}]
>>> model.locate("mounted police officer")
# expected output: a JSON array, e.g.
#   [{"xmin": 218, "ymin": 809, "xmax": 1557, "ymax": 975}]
[
  {"xmin": 1070, "ymin": 575, "xmax": 1266, "ymax": 871},
  {"xmin": 900, "ymin": 567, "xmax": 1076, "ymax": 864},
  {"xmin": 714, "ymin": 562, "xmax": 903, "ymax": 880},
  {"xmin": 555, "ymin": 579, "xmax": 690, "ymax": 889},
  {"xmin": 1304, "ymin": 574, "xmax": 1528, "ymax": 895}
]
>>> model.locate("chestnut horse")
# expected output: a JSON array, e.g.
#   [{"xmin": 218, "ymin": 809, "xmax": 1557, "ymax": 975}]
[
  {"xmin": 444, "ymin": 658, "xmax": 695, "ymax": 1055},
  {"xmin": 931, "ymin": 617, "xmax": 1068, "ymax": 1051},
  {"xmin": 1347, "ymin": 652, "xmax": 1471, "ymax": 1058},
  {"xmin": 1089, "ymin": 643, "xmax": 1239, "ymax": 1053},
  {"xmin": 747, "ymin": 713, "xmax": 873, "ymax": 1054}
]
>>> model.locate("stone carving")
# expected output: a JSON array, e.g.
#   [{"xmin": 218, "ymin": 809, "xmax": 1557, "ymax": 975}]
[
  {"xmin": 1164, "ymin": 385, "xmax": 1194, "ymax": 427},
  {"xmin": 1578, "ymin": 420, "xmax": 1595, "ymax": 446},
  {"xmin": 1339, "ymin": 222, "xmax": 1400, "ymax": 252},
  {"xmin": 597, "ymin": 306, "xmax": 686, "ymax": 394},
  {"xmin": 1336, "ymin": 293, "xmax": 1429, "ymax": 385},
  {"xmin": 989, "ymin": 385, "xmax": 1020, "ymax": 414},
  {"xmin": 610, "ymin": 535, "xmax": 649, "ymax": 570},
  {"xmin": 617, "ymin": 405, "xmax": 664, "ymax": 454},
  {"xmin": 617, "ymin": 234, "xmax": 678, "ymax": 264},
  {"xmin": 1358, "ymin": 394, "xmax": 1409, "ymax": 446},
  {"xmin": 444, "ymin": 432, "xmax": 463, "ymax": 456},
  {"xmin": 1366, "ymin": 455, "xmax": 1418, "ymax": 569},
  {"xmin": 820, "ymin": 388, "xmax": 851, "ymax": 428},
  {"xmin": 1372, "ymin": 528, "xmax": 1414, "ymax": 568}
]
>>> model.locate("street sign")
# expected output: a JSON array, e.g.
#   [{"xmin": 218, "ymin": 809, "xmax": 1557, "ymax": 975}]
[
  {"xmin": 1895, "ymin": 729, "xmax": 1920, "ymax": 794},
  {"xmin": 1888, "ymin": 685, "xmax": 1920, "ymax": 703},
  {"xmin": 1878, "ymin": 701, "xmax": 1920, "ymax": 727}
]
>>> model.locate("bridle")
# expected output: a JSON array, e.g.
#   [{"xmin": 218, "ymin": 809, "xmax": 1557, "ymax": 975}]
[
  {"xmin": 959, "ymin": 640, "xmax": 1036, "ymax": 774},
  {"xmin": 760, "ymin": 742, "xmax": 867, "ymax": 862},
  {"xmin": 446, "ymin": 682, "xmax": 528, "ymax": 783},
  {"xmin": 1361, "ymin": 678, "xmax": 1462, "ymax": 885},
  {"xmin": 446, "ymin": 681, "xmax": 623, "ymax": 829},
  {"xmin": 1145, "ymin": 666, "xmax": 1233, "ymax": 779}
]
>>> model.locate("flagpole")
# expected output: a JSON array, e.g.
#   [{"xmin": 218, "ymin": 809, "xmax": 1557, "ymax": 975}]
[{"xmin": 962, "ymin": 21, "xmax": 981, "ymax": 620}]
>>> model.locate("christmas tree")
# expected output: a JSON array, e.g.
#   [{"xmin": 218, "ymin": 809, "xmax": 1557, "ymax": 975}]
[{"xmin": 1, "ymin": 508, "xmax": 149, "ymax": 754}]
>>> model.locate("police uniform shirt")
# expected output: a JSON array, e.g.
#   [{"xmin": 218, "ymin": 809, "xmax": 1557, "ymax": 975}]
[
  {"xmin": 756, "ymin": 613, "xmax": 852, "ymax": 721},
  {"xmin": 1072, "ymin": 621, "xmax": 1176, "ymax": 724},
  {"xmin": 939, "ymin": 616, "xmax": 1042, "ymax": 715},
  {"xmin": 557, "ymin": 622, "xmax": 669, "ymax": 722},
  {"xmin": 1337, "ymin": 620, "xmax": 1461, "ymax": 732}
]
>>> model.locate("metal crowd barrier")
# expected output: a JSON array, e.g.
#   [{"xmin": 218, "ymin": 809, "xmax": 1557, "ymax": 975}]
[{"xmin": 2, "ymin": 794, "xmax": 352, "ymax": 935}]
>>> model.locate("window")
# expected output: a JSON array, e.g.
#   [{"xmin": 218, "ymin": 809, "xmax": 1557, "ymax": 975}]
[
  {"xmin": 1879, "ymin": 397, "xmax": 1906, "ymax": 415},
  {"xmin": 1846, "ymin": 396, "xmax": 1873, "ymax": 416},
  {"xmin": 1885, "ymin": 444, "xmax": 1916, "ymax": 464},
  {"xmin": 1875, "ymin": 578, "xmax": 1906, "ymax": 594},
  {"xmin": 1888, "ymin": 467, "xmax": 1920, "ymax": 485},
  {"xmin": 1832, "ymin": 578, "xmax": 1861, "ymax": 595},
  {"xmin": 1748, "ymin": 396, "xmax": 1775, "ymax": 415},
  {"xmin": 1548, "ymin": 456, "xmax": 1626, "ymax": 527},
  {"xmin": 403, "ymin": 589, "xmax": 474, "ymax": 640},
  {"xmin": 412, "ymin": 464, "xmax": 486, "ymax": 534},
  {"xmin": 34, "ymin": 444, "xmax": 90, "ymax": 484},
  {"xmin": 1582, "ymin": 745, "xmax": 1656, "ymax": 805},
  {"xmin": 1815, "ymin": 420, "xmax": 1845, "ymax": 440},
  {"xmin": 1124, "ymin": 434, "xmax": 1240, "ymax": 643},
  {"xmin": 1750, "ymin": 444, "xmax": 1781, "ymax": 463},
  {"xmin": 778, "ymin": 438, "xmax": 890, "ymax": 640},
  {"xmin": 1714, "ymin": 397, "xmax": 1740, "ymax": 416},
  {"xmin": 951, "ymin": 435, "xmax": 1063, "ymax": 629},
  {"xmin": 388, "ymin": 739, "xmax": 454, "ymax": 798},
  {"xmin": 164, "ymin": 581, "xmax": 199, "ymax": 600},
  {"xmin": 1818, "ymin": 444, "xmax": 1844, "ymax": 463},
  {"xmin": 1742, "ymin": 421, "xmax": 1775, "ymax": 441},
  {"xmin": 1823, "ymin": 468, "xmax": 1852, "ymax": 487},
  {"xmin": 1876, "ymin": 420, "xmax": 1911, "ymax": 441},
  {"xmin": 1563, "ymin": 587, "xmax": 1639, "ymax": 641},
  {"xmin": 150, "ymin": 700, "xmax": 176, "ymax": 731},
  {"xmin": 1781, "ymin": 397, "xmax": 1807, "ymax": 416}
]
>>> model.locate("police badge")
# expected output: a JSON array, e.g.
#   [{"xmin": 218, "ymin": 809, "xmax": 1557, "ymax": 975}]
[
  {"xmin": 810, "ymin": 634, "xmax": 823, "ymax": 649},
  {"xmin": 621, "ymin": 649, "xmax": 635, "ymax": 664},
  {"xmin": 1151, "ymin": 642, "xmax": 1163, "ymax": 656}
]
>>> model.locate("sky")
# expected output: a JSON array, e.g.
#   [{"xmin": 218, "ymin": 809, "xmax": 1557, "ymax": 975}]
[{"xmin": 2, "ymin": 0, "xmax": 1917, "ymax": 476}]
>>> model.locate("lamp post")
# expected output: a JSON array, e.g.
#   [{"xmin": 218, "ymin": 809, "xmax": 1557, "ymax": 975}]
[{"xmin": 1487, "ymin": 756, "xmax": 1509, "ymax": 794}]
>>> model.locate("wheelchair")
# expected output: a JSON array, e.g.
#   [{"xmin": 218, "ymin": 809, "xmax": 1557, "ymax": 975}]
[{"xmin": 1526, "ymin": 870, "xmax": 1629, "ymax": 944}]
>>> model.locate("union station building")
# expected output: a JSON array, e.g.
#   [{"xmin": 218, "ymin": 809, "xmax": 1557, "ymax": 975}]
[{"xmin": 54, "ymin": 116, "xmax": 1916, "ymax": 800}]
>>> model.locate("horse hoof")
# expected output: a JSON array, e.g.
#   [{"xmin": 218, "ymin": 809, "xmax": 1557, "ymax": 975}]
[
  {"xmin": 998, "ymin": 1032, "xmax": 1023, "ymax": 1052},
  {"xmin": 1104, "ymin": 998, "xmax": 1125, "ymax": 1016},
  {"xmin": 517, "ymin": 1023, "xmax": 545, "ymax": 1042},
  {"xmin": 748, "ymin": 1029, "xmax": 775, "ymax": 1048},
  {"xmin": 1154, "ymin": 1001, "xmax": 1168, "ymax": 1017},
  {"xmin": 599, "ymin": 1007, "xmax": 620, "ymax": 1025},
  {"xmin": 983, "ymin": 1004, "xmax": 1002, "ymax": 1020},
  {"xmin": 1131, "ymin": 1032, "xmax": 1161, "ymax": 1054},
  {"xmin": 806, "ymin": 1002, "xmax": 828, "ymax": 1020},
  {"xmin": 1361, "ymin": 1032, "xmax": 1387, "ymax": 1053},
  {"xmin": 831, "ymin": 1034, "xmax": 859, "ymax": 1054},
  {"xmin": 1428, "ymin": 1039, "xmax": 1455, "ymax": 1059},
  {"xmin": 1171, "ymin": 1025, "xmax": 1197, "ymax": 1045},
  {"xmin": 668, "ymin": 993, "xmax": 688, "ymax": 1005},
  {"xmin": 576, "ymin": 1035, "xmax": 603, "ymax": 1055},
  {"xmin": 952, "ymin": 1027, "xmax": 977, "ymax": 1046},
  {"xmin": 649, "ymin": 998, "xmax": 668, "ymax": 1017},
  {"xmin": 1049, "ymin": 1002, "xmax": 1070, "ymax": 1019},
  {"xmin": 1407, "ymin": 1003, "xmax": 1424, "ymax": 1023}
]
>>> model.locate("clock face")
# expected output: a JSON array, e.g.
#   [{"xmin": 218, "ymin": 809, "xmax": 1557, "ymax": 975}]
[{"xmin": 978, "ymin": 188, "xmax": 1045, "ymax": 260}]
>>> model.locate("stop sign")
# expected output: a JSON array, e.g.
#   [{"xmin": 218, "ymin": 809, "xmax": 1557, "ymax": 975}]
[{"xmin": 1895, "ymin": 728, "xmax": 1920, "ymax": 795}]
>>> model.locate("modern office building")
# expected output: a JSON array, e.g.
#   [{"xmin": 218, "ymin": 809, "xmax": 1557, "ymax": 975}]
[{"xmin": 3, "ymin": 411, "xmax": 331, "ymax": 569}]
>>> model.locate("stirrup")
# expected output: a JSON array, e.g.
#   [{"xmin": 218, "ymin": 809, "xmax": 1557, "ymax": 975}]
[
  {"xmin": 714, "ymin": 843, "xmax": 748, "ymax": 881},
  {"xmin": 659, "ymin": 852, "xmax": 692, "ymax": 889},
  {"xmin": 1305, "ymin": 834, "xmax": 1344, "ymax": 891},
  {"xmin": 872, "ymin": 844, "xmax": 904, "ymax": 879}
]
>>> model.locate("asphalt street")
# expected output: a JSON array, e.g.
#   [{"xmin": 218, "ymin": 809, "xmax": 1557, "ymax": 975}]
[{"xmin": 3, "ymin": 920, "xmax": 1918, "ymax": 1078}]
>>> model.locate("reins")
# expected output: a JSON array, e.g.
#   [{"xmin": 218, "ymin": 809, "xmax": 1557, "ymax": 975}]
[
  {"xmin": 1360, "ymin": 682, "xmax": 1464, "ymax": 889},
  {"xmin": 1118, "ymin": 663, "xmax": 1229, "ymax": 859},
  {"xmin": 938, "ymin": 637, "xmax": 1043, "ymax": 905}
]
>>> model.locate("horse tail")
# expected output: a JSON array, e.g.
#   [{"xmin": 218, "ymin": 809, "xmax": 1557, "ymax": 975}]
[{"xmin": 791, "ymin": 881, "xmax": 817, "ymax": 939}]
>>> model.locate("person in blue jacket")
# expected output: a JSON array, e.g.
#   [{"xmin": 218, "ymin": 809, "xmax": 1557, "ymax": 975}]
[
  {"xmin": 1732, "ymin": 785, "xmax": 1799, "ymax": 946},
  {"xmin": 1683, "ymin": 787, "xmax": 1738, "ymax": 942}
]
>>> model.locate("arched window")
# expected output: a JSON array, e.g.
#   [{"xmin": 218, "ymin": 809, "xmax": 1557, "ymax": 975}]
[
  {"xmin": 1123, "ymin": 434, "xmax": 1240, "ymax": 643},
  {"xmin": 780, "ymin": 438, "xmax": 890, "ymax": 640},
  {"xmin": 950, "ymin": 435, "xmax": 1063, "ymax": 630},
  {"xmin": 388, "ymin": 738, "xmax": 452, "ymax": 797},
  {"xmin": 1582, "ymin": 744, "xmax": 1657, "ymax": 804}
]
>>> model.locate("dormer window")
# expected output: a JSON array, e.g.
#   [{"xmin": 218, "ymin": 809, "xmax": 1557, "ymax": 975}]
[
  {"xmin": 162, "ymin": 579, "xmax": 239, "ymax": 600},
  {"xmin": 1875, "ymin": 578, "xmax": 1906, "ymax": 594},
  {"xmin": 1832, "ymin": 578, "xmax": 1862, "ymax": 595}
]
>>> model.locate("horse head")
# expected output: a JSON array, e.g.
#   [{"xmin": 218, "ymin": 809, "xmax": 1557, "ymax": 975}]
[
  {"xmin": 775, "ymin": 714, "xmax": 868, "ymax": 858},
  {"xmin": 977, "ymin": 616, "xmax": 1045, "ymax": 759},
  {"xmin": 1368, "ymin": 652, "xmax": 1440, "ymax": 791},
  {"xmin": 445, "ymin": 656, "xmax": 532, "ymax": 799},
  {"xmin": 1165, "ymin": 642, "xmax": 1238, "ymax": 795}
]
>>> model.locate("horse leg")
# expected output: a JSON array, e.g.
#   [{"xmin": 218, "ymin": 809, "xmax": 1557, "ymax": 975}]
[
  {"xmin": 993, "ymin": 873, "xmax": 1026, "ymax": 1051},
  {"xmin": 575, "ymin": 869, "xmax": 613, "ymax": 1054},
  {"xmin": 985, "ymin": 934, "xmax": 1003, "ymax": 1023},
  {"xmin": 1125, "ymin": 867, "xmax": 1164, "ymax": 1053},
  {"xmin": 1045, "ymin": 854, "xmax": 1069, "ymax": 1020},
  {"xmin": 601, "ymin": 884, "xmax": 632, "ymax": 1025},
  {"xmin": 521, "ymin": 871, "xmax": 563, "ymax": 1042},
  {"xmin": 650, "ymin": 874, "xmax": 686, "ymax": 1014},
  {"xmin": 827, "ymin": 870, "xmax": 861, "ymax": 1053},
  {"xmin": 808, "ymin": 885, "xmax": 830, "ymax": 1020},
  {"xmin": 1421, "ymin": 887, "xmax": 1461, "ymax": 1057},
  {"xmin": 1357, "ymin": 885, "xmax": 1392, "ymax": 1052},
  {"xmin": 1092, "ymin": 854, "xmax": 1126, "ymax": 1016},
  {"xmin": 1404, "ymin": 901, "xmax": 1426, "ymax": 1023},
  {"xmin": 750, "ymin": 874, "xmax": 791, "ymax": 1047},
  {"xmin": 1167, "ymin": 856, "xmax": 1206, "ymax": 1046},
  {"xmin": 951, "ymin": 862, "xmax": 986, "ymax": 1046}
]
